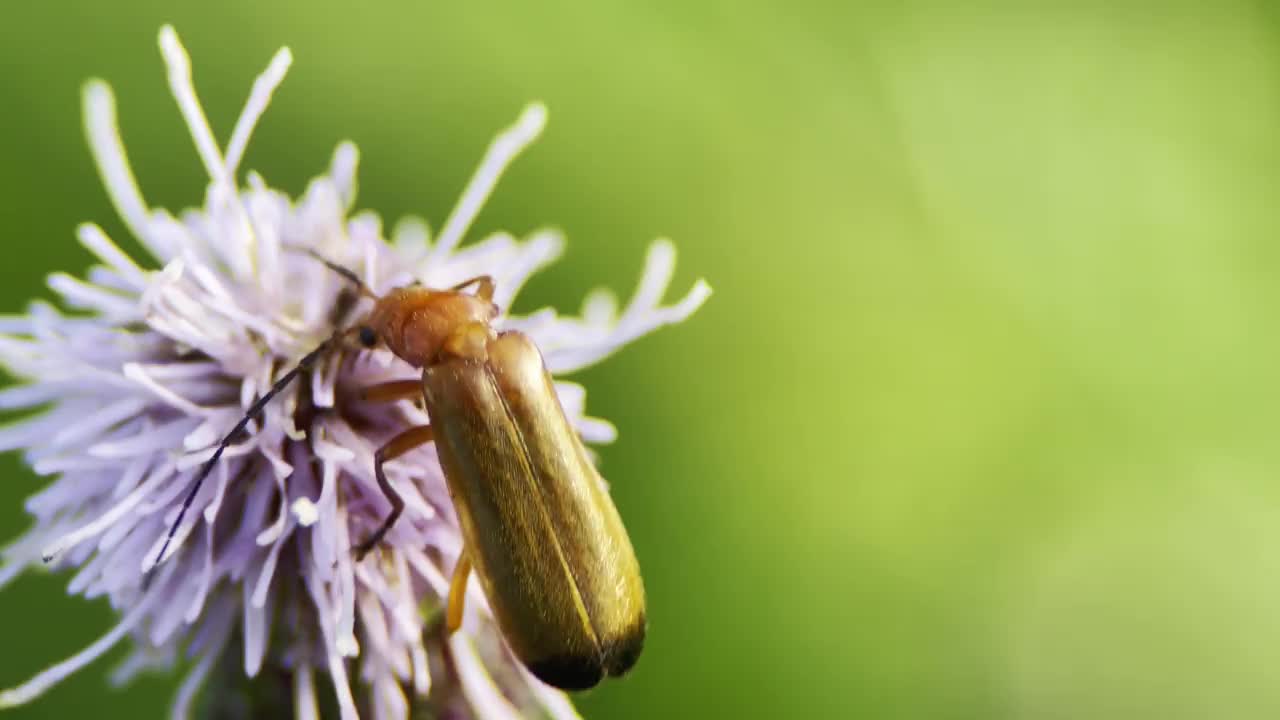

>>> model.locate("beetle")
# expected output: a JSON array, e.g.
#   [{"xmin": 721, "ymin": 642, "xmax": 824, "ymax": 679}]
[{"xmin": 153, "ymin": 255, "xmax": 646, "ymax": 690}]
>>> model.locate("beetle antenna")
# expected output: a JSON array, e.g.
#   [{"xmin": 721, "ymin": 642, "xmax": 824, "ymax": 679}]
[
  {"xmin": 150, "ymin": 332, "xmax": 344, "ymax": 570},
  {"xmin": 286, "ymin": 246, "xmax": 378, "ymax": 300}
]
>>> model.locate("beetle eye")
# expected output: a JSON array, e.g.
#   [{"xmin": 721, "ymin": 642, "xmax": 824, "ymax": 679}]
[{"xmin": 358, "ymin": 326, "xmax": 378, "ymax": 348}]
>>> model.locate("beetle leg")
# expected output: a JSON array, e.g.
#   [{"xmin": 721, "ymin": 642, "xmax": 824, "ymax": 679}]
[
  {"xmin": 358, "ymin": 379, "xmax": 421, "ymax": 404},
  {"xmin": 354, "ymin": 424, "xmax": 435, "ymax": 560},
  {"xmin": 446, "ymin": 550, "xmax": 472, "ymax": 634},
  {"xmin": 448, "ymin": 275, "xmax": 495, "ymax": 302}
]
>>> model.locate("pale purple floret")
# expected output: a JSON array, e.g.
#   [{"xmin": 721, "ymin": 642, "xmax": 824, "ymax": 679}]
[{"xmin": 0, "ymin": 25, "xmax": 708, "ymax": 719}]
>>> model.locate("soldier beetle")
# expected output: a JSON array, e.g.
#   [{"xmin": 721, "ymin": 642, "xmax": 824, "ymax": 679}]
[{"xmin": 156, "ymin": 254, "xmax": 645, "ymax": 690}]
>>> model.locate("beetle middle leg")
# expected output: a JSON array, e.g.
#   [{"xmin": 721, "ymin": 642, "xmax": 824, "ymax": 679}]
[{"xmin": 354, "ymin": 424, "xmax": 435, "ymax": 560}]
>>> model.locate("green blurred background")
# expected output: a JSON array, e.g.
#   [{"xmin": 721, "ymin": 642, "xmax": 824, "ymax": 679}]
[{"xmin": 5, "ymin": 1, "xmax": 1280, "ymax": 718}]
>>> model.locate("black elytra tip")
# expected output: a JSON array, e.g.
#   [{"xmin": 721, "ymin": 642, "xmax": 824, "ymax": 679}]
[
  {"xmin": 603, "ymin": 618, "xmax": 646, "ymax": 678},
  {"xmin": 526, "ymin": 654, "xmax": 605, "ymax": 691},
  {"xmin": 527, "ymin": 619, "xmax": 646, "ymax": 691}
]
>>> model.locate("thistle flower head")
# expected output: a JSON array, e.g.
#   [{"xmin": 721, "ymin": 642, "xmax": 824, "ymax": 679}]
[{"xmin": 0, "ymin": 26, "xmax": 708, "ymax": 719}]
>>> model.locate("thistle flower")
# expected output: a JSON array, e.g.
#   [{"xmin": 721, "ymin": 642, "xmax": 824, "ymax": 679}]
[{"xmin": 0, "ymin": 25, "xmax": 708, "ymax": 719}]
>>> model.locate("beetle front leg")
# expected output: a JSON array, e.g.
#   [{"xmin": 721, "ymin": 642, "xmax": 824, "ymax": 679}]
[
  {"xmin": 446, "ymin": 550, "xmax": 472, "ymax": 635},
  {"xmin": 358, "ymin": 379, "xmax": 421, "ymax": 404},
  {"xmin": 354, "ymin": 424, "xmax": 435, "ymax": 560}
]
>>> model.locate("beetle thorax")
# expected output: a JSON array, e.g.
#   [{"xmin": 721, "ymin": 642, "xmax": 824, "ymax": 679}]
[{"xmin": 367, "ymin": 287, "xmax": 498, "ymax": 367}]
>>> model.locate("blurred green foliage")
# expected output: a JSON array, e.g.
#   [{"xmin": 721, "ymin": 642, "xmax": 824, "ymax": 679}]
[{"xmin": 4, "ymin": 1, "xmax": 1280, "ymax": 718}]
